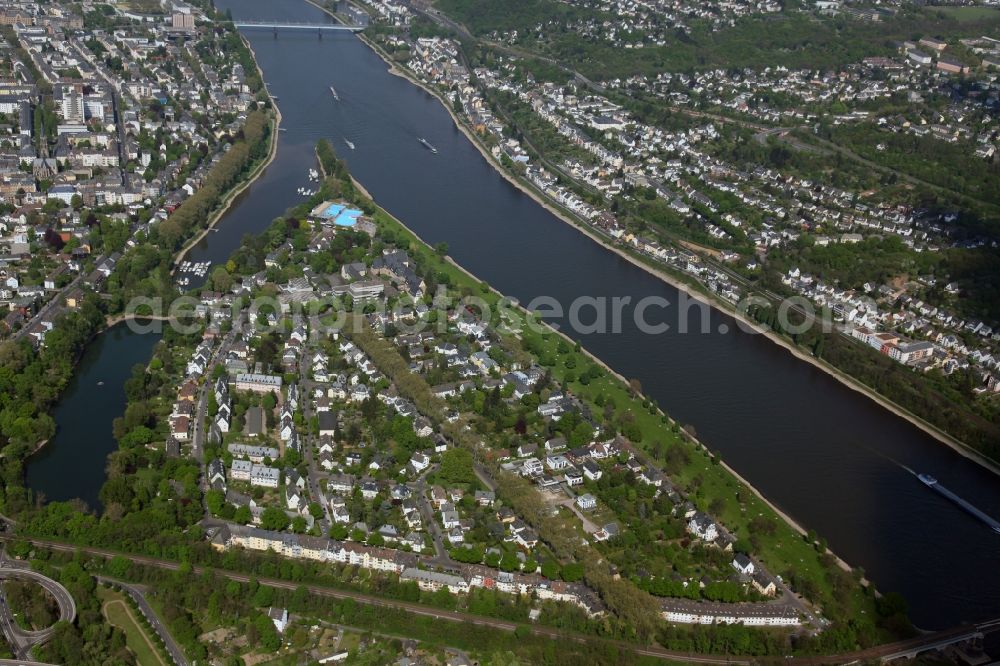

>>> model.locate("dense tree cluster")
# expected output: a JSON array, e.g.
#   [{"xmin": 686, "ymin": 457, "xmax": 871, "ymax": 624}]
[
  {"xmin": 155, "ymin": 110, "xmax": 270, "ymax": 250},
  {"xmin": 0, "ymin": 296, "xmax": 106, "ymax": 514},
  {"xmin": 34, "ymin": 559, "xmax": 134, "ymax": 665}
]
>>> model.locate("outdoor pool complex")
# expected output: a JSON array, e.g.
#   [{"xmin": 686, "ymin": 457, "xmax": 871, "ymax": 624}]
[{"xmin": 314, "ymin": 202, "xmax": 363, "ymax": 227}]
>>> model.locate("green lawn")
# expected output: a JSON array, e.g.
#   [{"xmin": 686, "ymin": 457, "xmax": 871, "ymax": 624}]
[
  {"xmin": 98, "ymin": 587, "xmax": 167, "ymax": 666},
  {"xmin": 931, "ymin": 5, "xmax": 1000, "ymax": 22},
  {"xmin": 320, "ymin": 143, "xmax": 884, "ymax": 632}
]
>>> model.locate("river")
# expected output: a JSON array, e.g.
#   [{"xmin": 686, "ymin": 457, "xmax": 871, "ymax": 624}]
[
  {"xmin": 34, "ymin": 0, "xmax": 999, "ymax": 629},
  {"xmin": 26, "ymin": 323, "xmax": 161, "ymax": 511}
]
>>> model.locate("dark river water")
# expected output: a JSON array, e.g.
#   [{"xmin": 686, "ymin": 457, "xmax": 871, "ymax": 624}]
[
  {"xmin": 32, "ymin": 0, "xmax": 999, "ymax": 630},
  {"xmin": 27, "ymin": 323, "xmax": 161, "ymax": 510}
]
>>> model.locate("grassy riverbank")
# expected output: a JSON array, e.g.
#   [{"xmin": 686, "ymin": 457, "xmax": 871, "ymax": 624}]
[
  {"xmin": 172, "ymin": 40, "xmax": 282, "ymax": 269},
  {"xmin": 314, "ymin": 141, "xmax": 903, "ymax": 649},
  {"xmin": 2, "ymin": 42, "xmax": 277, "ymax": 514},
  {"xmin": 292, "ymin": 0, "xmax": 914, "ymax": 641},
  {"xmin": 172, "ymin": 109, "xmax": 280, "ymax": 269},
  {"xmin": 345, "ymin": 10, "xmax": 1000, "ymax": 471}
]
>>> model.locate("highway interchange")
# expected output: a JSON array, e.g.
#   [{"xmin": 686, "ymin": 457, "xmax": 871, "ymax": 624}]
[{"xmin": 0, "ymin": 557, "xmax": 75, "ymax": 660}]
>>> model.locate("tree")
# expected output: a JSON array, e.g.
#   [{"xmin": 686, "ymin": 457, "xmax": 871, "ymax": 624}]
[
  {"xmin": 106, "ymin": 555, "xmax": 131, "ymax": 579},
  {"xmin": 568, "ymin": 421, "xmax": 593, "ymax": 447},
  {"xmin": 253, "ymin": 614, "xmax": 281, "ymax": 650},
  {"xmin": 260, "ymin": 507, "xmax": 288, "ymax": 531},
  {"xmin": 541, "ymin": 560, "xmax": 560, "ymax": 580},
  {"xmin": 560, "ymin": 562, "xmax": 584, "ymax": 582},
  {"xmin": 206, "ymin": 489, "xmax": 226, "ymax": 516},
  {"xmin": 439, "ymin": 448, "xmax": 475, "ymax": 485},
  {"xmin": 499, "ymin": 552, "xmax": 520, "ymax": 572},
  {"xmin": 210, "ymin": 265, "xmax": 233, "ymax": 292},
  {"xmin": 234, "ymin": 505, "xmax": 252, "ymax": 524},
  {"xmin": 252, "ymin": 585, "xmax": 274, "ymax": 607}
]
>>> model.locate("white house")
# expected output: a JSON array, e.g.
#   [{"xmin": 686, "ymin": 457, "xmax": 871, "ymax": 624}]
[
  {"xmin": 732, "ymin": 553, "xmax": 755, "ymax": 576},
  {"xmin": 582, "ymin": 460, "xmax": 602, "ymax": 481},
  {"xmin": 250, "ymin": 465, "xmax": 280, "ymax": 488},
  {"xmin": 409, "ymin": 451, "xmax": 431, "ymax": 473},
  {"xmin": 267, "ymin": 607, "xmax": 288, "ymax": 633},
  {"xmin": 521, "ymin": 457, "xmax": 543, "ymax": 476},
  {"xmin": 687, "ymin": 512, "xmax": 718, "ymax": 541}
]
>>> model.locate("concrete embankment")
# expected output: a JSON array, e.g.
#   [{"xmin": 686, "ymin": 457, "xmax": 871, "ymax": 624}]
[{"xmin": 345, "ymin": 16, "xmax": 998, "ymax": 476}]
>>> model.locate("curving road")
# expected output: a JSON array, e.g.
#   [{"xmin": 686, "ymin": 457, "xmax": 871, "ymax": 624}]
[
  {"xmin": 5, "ymin": 536, "xmax": 746, "ymax": 664},
  {"xmin": 0, "ymin": 561, "xmax": 76, "ymax": 660},
  {"xmin": 96, "ymin": 577, "xmax": 187, "ymax": 666},
  {"xmin": 5, "ymin": 535, "xmax": 1000, "ymax": 664}
]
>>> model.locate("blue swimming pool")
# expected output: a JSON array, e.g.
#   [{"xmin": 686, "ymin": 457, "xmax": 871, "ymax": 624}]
[
  {"xmin": 334, "ymin": 208, "xmax": 362, "ymax": 226},
  {"xmin": 320, "ymin": 203, "xmax": 345, "ymax": 218}
]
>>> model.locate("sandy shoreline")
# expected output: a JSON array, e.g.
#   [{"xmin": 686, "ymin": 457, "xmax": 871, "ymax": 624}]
[{"xmin": 349, "ymin": 25, "xmax": 1000, "ymax": 477}]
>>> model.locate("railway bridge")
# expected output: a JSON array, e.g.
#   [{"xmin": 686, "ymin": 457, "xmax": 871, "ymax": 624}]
[{"xmin": 233, "ymin": 20, "xmax": 364, "ymax": 37}]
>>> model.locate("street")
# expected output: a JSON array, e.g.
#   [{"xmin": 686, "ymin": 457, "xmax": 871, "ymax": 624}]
[
  {"xmin": 0, "ymin": 555, "xmax": 76, "ymax": 660},
  {"xmin": 96, "ymin": 577, "xmax": 187, "ymax": 666}
]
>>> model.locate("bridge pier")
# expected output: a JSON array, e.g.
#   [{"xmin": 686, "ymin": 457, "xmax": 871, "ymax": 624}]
[
  {"xmin": 318, "ymin": 28, "xmax": 322, "ymax": 39},
  {"xmin": 273, "ymin": 26, "xmax": 277, "ymax": 38}
]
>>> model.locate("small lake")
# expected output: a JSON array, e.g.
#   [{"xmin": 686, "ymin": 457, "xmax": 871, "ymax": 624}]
[
  {"xmin": 25, "ymin": 0, "xmax": 1000, "ymax": 628},
  {"xmin": 26, "ymin": 324, "xmax": 162, "ymax": 511}
]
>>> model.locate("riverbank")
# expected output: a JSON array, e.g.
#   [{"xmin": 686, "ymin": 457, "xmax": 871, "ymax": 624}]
[
  {"xmin": 306, "ymin": 2, "xmax": 882, "ymax": 593},
  {"xmin": 345, "ymin": 21, "xmax": 1000, "ymax": 477},
  {"xmin": 172, "ymin": 40, "xmax": 282, "ymax": 269},
  {"xmin": 24, "ymin": 53, "xmax": 279, "ymax": 471},
  {"xmin": 104, "ymin": 314, "xmax": 175, "ymax": 327},
  {"xmin": 361, "ymin": 163, "xmax": 873, "ymax": 589},
  {"xmin": 313, "ymin": 138, "xmax": 873, "ymax": 631}
]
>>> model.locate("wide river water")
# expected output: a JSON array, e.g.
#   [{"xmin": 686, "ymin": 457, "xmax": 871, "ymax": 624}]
[{"xmin": 32, "ymin": 0, "xmax": 999, "ymax": 629}]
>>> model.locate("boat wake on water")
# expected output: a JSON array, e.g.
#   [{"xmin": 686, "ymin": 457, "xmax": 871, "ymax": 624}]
[
  {"xmin": 854, "ymin": 442, "xmax": 916, "ymax": 476},
  {"xmin": 856, "ymin": 443, "xmax": 1000, "ymax": 535}
]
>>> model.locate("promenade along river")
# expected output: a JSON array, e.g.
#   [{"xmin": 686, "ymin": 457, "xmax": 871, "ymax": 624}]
[{"xmin": 34, "ymin": 0, "xmax": 999, "ymax": 630}]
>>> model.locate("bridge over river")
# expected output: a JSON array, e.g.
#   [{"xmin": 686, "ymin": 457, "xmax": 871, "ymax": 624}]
[{"xmin": 233, "ymin": 20, "xmax": 364, "ymax": 34}]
